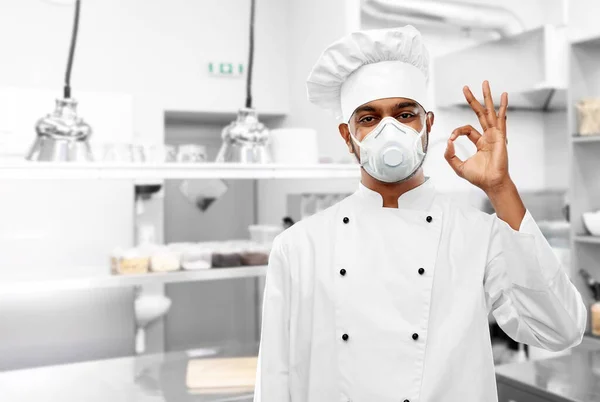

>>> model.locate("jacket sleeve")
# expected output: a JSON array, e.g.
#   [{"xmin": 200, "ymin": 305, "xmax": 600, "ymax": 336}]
[
  {"xmin": 484, "ymin": 210, "xmax": 587, "ymax": 352},
  {"xmin": 254, "ymin": 236, "xmax": 291, "ymax": 402}
]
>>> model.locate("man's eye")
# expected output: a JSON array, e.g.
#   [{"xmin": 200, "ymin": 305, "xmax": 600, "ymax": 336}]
[
  {"xmin": 398, "ymin": 113, "xmax": 414, "ymax": 119},
  {"xmin": 359, "ymin": 116, "xmax": 375, "ymax": 123}
]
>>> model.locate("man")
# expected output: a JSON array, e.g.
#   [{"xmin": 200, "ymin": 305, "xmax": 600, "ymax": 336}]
[{"xmin": 254, "ymin": 26, "xmax": 586, "ymax": 402}]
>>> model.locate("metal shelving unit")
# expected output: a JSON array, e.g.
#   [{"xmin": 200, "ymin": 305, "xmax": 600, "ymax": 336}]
[
  {"xmin": 0, "ymin": 266, "xmax": 267, "ymax": 294},
  {"xmin": 568, "ymin": 3, "xmax": 600, "ymax": 336},
  {"xmin": 0, "ymin": 162, "xmax": 359, "ymax": 287},
  {"xmin": 0, "ymin": 161, "xmax": 361, "ymax": 181},
  {"xmin": 574, "ymin": 235, "xmax": 600, "ymax": 244},
  {"xmin": 572, "ymin": 135, "xmax": 600, "ymax": 143}
]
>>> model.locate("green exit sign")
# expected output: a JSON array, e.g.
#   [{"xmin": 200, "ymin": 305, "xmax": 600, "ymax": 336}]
[{"xmin": 208, "ymin": 62, "xmax": 245, "ymax": 77}]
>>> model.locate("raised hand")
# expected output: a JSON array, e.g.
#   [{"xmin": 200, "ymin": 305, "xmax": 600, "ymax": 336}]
[
  {"xmin": 445, "ymin": 80, "xmax": 526, "ymax": 230},
  {"xmin": 444, "ymin": 81, "xmax": 510, "ymax": 194}
]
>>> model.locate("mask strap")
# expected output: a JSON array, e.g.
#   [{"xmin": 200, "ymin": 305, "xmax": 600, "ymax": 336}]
[
  {"xmin": 348, "ymin": 126, "xmax": 365, "ymax": 149},
  {"xmin": 414, "ymin": 124, "xmax": 428, "ymax": 154}
]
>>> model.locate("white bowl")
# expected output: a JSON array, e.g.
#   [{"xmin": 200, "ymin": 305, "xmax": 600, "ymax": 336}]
[{"xmin": 583, "ymin": 212, "xmax": 600, "ymax": 236}]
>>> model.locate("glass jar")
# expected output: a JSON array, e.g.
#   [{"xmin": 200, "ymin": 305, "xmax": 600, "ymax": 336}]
[{"xmin": 176, "ymin": 144, "xmax": 207, "ymax": 163}]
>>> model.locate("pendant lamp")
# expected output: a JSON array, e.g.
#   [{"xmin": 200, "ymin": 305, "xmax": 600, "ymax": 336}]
[
  {"xmin": 215, "ymin": 0, "xmax": 271, "ymax": 163},
  {"xmin": 26, "ymin": 0, "xmax": 93, "ymax": 162}
]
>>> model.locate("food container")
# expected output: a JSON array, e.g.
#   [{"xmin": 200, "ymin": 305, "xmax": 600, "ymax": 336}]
[
  {"xmin": 211, "ymin": 243, "xmax": 242, "ymax": 268},
  {"xmin": 240, "ymin": 243, "xmax": 270, "ymax": 266},
  {"xmin": 176, "ymin": 144, "xmax": 207, "ymax": 163},
  {"xmin": 168, "ymin": 243, "xmax": 195, "ymax": 253},
  {"xmin": 112, "ymin": 247, "xmax": 150, "ymax": 275},
  {"xmin": 110, "ymin": 247, "xmax": 125, "ymax": 275},
  {"xmin": 248, "ymin": 225, "xmax": 283, "ymax": 245},
  {"xmin": 181, "ymin": 244, "xmax": 214, "ymax": 271},
  {"xmin": 592, "ymin": 301, "xmax": 600, "ymax": 337},
  {"xmin": 150, "ymin": 246, "xmax": 181, "ymax": 273},
  {"xmin": 583, "ymin": 211, "xmax": 600, "ymax": 236},
  {"xmin": 143, "ymin": 143, "xmax": 177, "ymax": 163},
  {"xmin": 576, "ymin": 99, "xmax": 600, "ymax": 136},
  {"xmin": 99, "ymin": 143, "xmax": 137, "ymax": 163}
]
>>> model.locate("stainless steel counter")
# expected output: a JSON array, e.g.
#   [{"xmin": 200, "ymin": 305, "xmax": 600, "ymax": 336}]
[
  {"xmin": 495, "ymin": 336, "xmax": 600, "ymax": 402},
  {"xmin": 0, "ymin": 343, "xmax": 259, "ymax": 402}
]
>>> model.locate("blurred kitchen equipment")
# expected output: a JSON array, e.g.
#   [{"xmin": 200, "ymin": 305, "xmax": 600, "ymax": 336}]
[
  {"xmin": 149, "ymin": 246, "xmax": 180, "ymax": 273},
  {"xmin": 282, "ymin": 216, "xmax": 295, "ymax": 229},
  {"xmin": 579, "ymin": 269, "xmax": 600, "ymax": 336},
  {"xmin": 135, "ymin": 184, "xmax": 162, "ymax": 201},
  {"xmin": 134, "ymin": 292, "xmax": 172, "ymax": 354},
  {"xmin": 583, "ymin": 211, "xmax": 600, "ymax": 236},
  {"xmin": 111, "ymin": 248, "xmax": 150, "ymax": 275},
  {"xmin": 179, "ymin": 179, "xmax": 228, "ymax": 212},
  {"xmin": 240, "ymin": 243, "xmax": 270, "ymax": 266},
  {"xmin": 180, "ymin": 244, "xmax": 213, "ymax": 270},
  {"xmin": 136, "ymin": 223, "xmax": 157, "ymax": 245},
  {"xmin": 177, "ymin": 144, "xmax": 207, "ymax": 163},
  {"xmin": 100, "ymin": 143, "xmax": 135, "ymax": 163},
  {"xmin": 576, "ymin": 98, "xmax": 600, "ymax": 135},
  {"xmin": 362, "ymin": 0, "xmax": 524, "ymax": 37},
  {"xmin": 216, "ymin": 108, "xmax": 271, "ymax": 163},
  {"xmin": 130, "ymin": 143, "xmax": 145, "ymax": 162},
  {"xmin": 143, "ymin": 143, "xmax": 177, "ymax": 163},
  {"xmin": 216, "ymin": 0, "xmax": 271, "ymax": 164},
  {"xmin": 186, "ymin": 357, "xmax": 257, "ymax": 394},
  {"xmin": 288, "ymin": 193, "xmax": 352, "ymax": 222},
  {"xmin": 26, "ymin": 0, "xmax": 93, "ymax": 162},
  {"xmin": 269, "ymin": 128, "xmax": 318, "ymax": 164},
  {"xmin": 211, "ymin": 243, "xmax": 243, "ymax": 268},
  {"xmin": 27, "ymin": 98, "xmax": 93, "ymax": 161},
  {"xmin": 248, "ymin": 224, "xmax": 282, "ymax": 245}
]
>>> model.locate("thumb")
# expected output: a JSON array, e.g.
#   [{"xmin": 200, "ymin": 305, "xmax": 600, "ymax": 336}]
[{"xmin": 444, "ymin": 139, "xmax": 464, "ymax": 177}]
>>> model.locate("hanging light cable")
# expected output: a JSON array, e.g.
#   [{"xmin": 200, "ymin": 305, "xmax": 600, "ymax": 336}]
[
  {"xmin": 216, "ymin": 0, "xmax": 271, "ymax": 164},
  {"xmin": 63, "ymin": 0, "xmax": 80, "ymax": 99},
  {"xmin": 27, "ymin": 0, "xmax": 94, "ymax": 162},
  {"xmin": 245, "ymin": 0, "xmax": 255, "ymax": 109}
]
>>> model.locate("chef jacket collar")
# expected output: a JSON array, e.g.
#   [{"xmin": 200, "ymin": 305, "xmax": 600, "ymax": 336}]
[{"xmin": 356, "ymin": 177, "xmax": 436, "ymax": 211}]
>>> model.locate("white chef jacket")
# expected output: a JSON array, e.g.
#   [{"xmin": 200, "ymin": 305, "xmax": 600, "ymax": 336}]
[{"xmin": 254, "ymin": 178, "xmax": 587, "ymax": 402}]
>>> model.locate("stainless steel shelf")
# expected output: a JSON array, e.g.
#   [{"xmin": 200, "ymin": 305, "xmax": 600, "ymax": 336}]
[
  {"xmin": 0, "ymin": 266, "xmax": 267, "ymax": 294},
  {"xmin": 0, "ymin": 162, "xmax": 361, "ymax": 180},
  {"xmin": 574, "ymin": 235, "xmax": 600, "ymax": 244},
  {"xmin": 572, "ymin": 135, "xmax": 600, "ymax": 143}
]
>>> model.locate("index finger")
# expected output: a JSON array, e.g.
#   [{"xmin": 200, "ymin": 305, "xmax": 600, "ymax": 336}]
[{"xmin": 463, "ymin": 86, "xmax": 489, "ymax": 131}]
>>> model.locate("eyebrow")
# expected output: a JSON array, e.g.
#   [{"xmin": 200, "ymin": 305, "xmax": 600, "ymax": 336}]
[
  {"xmin": 353, "ymin": 105, "xmax": 377, "ymax": 115},
  {"xmin": 393, "ymin": 101, "xmax": 419, "ymax": 110},
  {"xmin": 352, "ymin": 101, "xmax": 420, "ymax": 118}
]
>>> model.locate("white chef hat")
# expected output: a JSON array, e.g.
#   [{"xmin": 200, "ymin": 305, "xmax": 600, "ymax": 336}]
[{"xmin": 306, "ymin": 26, "xmax": 430, "ymax": 122}]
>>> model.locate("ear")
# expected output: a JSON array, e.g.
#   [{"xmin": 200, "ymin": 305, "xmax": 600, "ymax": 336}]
[
  {"xmin": 426, "ymin": 111, "xmax": 435, "ymax": 132},
  {"xmin": 338, "ymin": 123, "xmax": 354, "ymax": 154}
]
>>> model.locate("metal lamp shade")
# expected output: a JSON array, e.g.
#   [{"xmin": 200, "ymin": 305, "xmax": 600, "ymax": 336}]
[
  {"xmin": 27, "ymin": 98, "xmax": 93, "ymax": 162},
  {"xmin": 215, "ymin": 108, "xmax": 271, "ymax": 163}
]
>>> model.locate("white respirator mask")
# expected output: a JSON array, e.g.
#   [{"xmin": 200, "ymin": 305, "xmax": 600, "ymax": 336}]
[{"xmin": 349, "ymin": 116, "xmax": 428, "ymax": 183}]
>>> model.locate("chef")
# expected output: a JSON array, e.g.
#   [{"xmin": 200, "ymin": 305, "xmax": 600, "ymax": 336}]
[{"xmin": 254, "ymin": 26, "xmax": 587, "ymax": 402}]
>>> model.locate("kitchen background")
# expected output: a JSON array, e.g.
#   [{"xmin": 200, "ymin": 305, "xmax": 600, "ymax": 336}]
[{"xmin": 1, "ymin": 0, "xmax": 600, "ymax": 401}]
